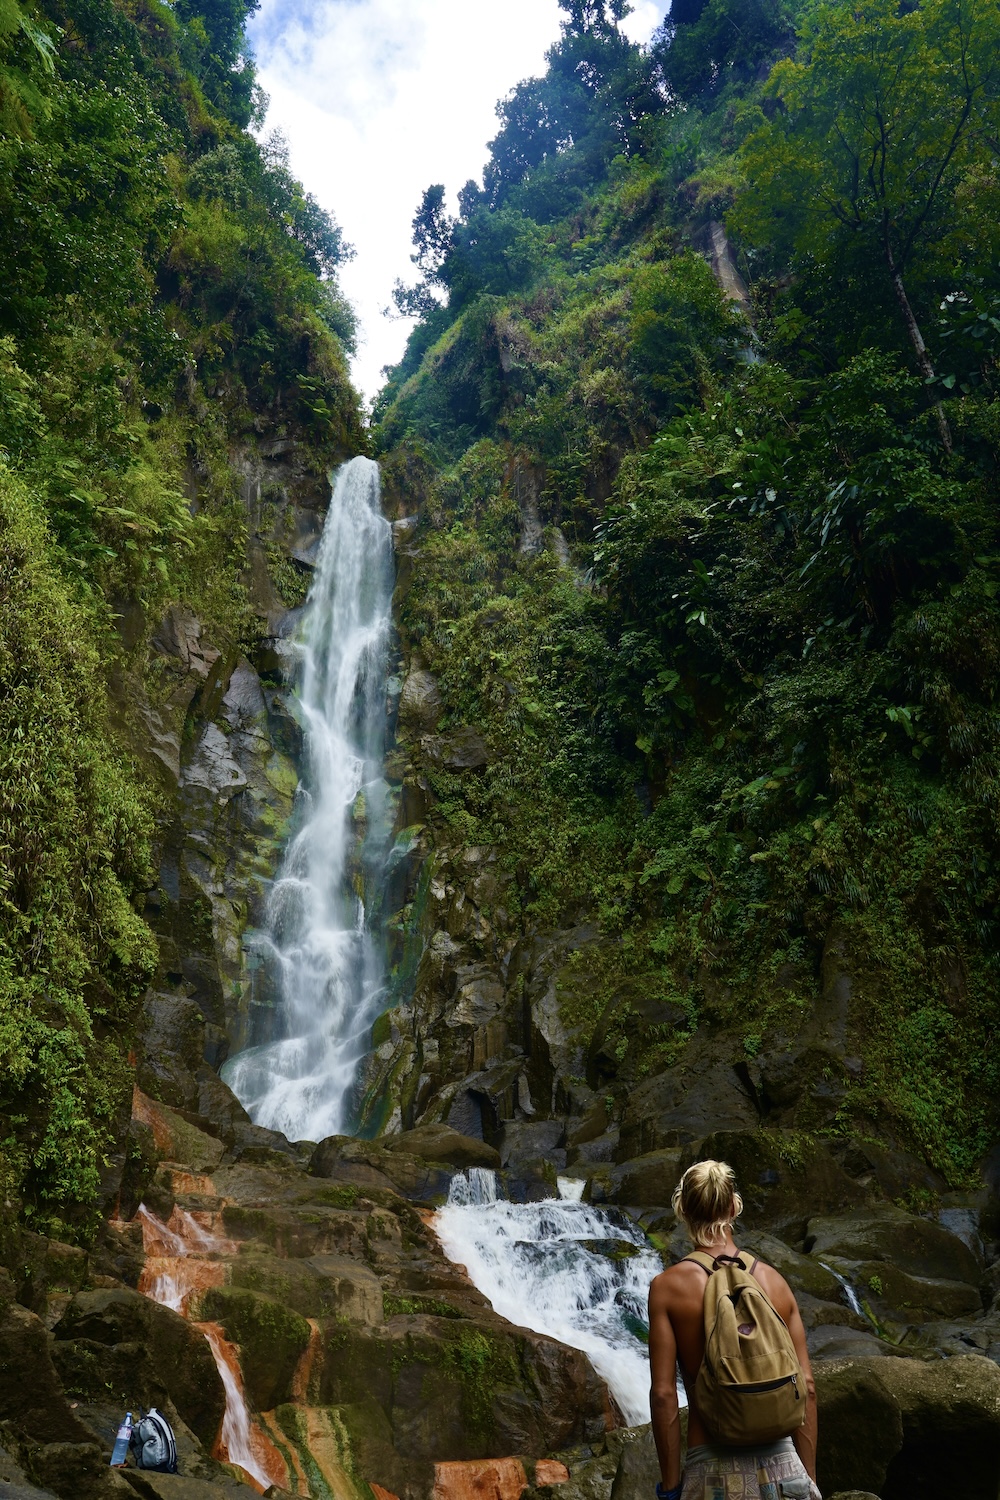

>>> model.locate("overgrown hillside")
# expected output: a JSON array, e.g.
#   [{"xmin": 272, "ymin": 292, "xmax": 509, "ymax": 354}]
[
  {"xmin": 0, "ymin": 0, "xmax": 363, "ymax": 1237},
  {"xmin": 375, "ymin": 0, "xmax": 1000, "ymax": 1184}
]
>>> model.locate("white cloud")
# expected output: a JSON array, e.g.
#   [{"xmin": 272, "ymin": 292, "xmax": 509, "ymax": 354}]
[{"xmin": 249, "ymin": 0, "xmax": 664, "ymax": 407}]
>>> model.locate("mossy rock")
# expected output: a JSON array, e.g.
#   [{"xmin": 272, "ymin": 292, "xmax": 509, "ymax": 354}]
[
  {"xmin": 698, "ymin": 1130, "xmax": 868, "ymax": 1241},
  {"xmin": 805, "ymin": 1205, "xmax": 982, "ymax": 1284},
  {"xmin": 50, "ymin": 1289, "xmax": 224, "ymax": 1445},
  {"xmin": 195, "ymin": 1286, "xmax": 311, "ymax": 1411}
]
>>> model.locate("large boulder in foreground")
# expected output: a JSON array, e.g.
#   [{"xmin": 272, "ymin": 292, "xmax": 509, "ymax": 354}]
[
  {"xmin": 51, "ymin": 1289, "xmax": 225, "ymax": 1446},
  {"xmin": 815, "ymin": 1354, "xmax": 1000, "ymax": 1500}
]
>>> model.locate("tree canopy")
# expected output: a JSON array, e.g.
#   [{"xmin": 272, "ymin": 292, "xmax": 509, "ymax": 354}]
[{"xmin": 736, "ymin": 0, "xmax": 1000, "ymax": 428}]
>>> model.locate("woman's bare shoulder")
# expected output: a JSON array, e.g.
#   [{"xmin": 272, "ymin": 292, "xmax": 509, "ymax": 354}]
[
  {"xmin": 649, "ymin": 1257, "xmax": 709, "ymax": 1302},
  {"xmin": 750, "ymin": 1257, "xmax": 797, "ymax": 1314}
]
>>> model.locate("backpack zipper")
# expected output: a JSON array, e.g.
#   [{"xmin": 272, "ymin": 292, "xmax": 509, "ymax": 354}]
[{"xmin": 735, "ymin": 1373, "xmax": 800, "ymax": 1398}]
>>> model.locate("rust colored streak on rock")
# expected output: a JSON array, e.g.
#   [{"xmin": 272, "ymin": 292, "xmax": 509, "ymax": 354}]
[
  {"xmin": 138, "ymin": 1254, "xmax": 226, "ymax": 1315},
  {"xmin": 166, "ymin": 1168, "xmax": 218, "ymax": 1195},
  {"xmin": 534, "ymin": 1463, "xmax": 570, "ymax": 1486},
  {"xmin": 132, "ymin": 1085, "xmax": 175, "ymax": 1155},
  {"xmin": 260, "ymin": 1410, "xmax": 311, "ymax": 1496},
  {"xmin": 433, "ymin": 1458, "xmax": 529, "ymax": 1500},
  {"xmin": 291, "ymin": 1318, "xmax": 324, "ymax": 1402},
  {"xmin": 371, "ymin": 1485, "xmax": 401, "ymax": 1500},
  {"xmin": 203, "ymin": 1319, "xmax": 290, "ymax": 1494},
  {"xmin": 181, "ymin": 1206, "xmax": 238, "ymax": 1249}
]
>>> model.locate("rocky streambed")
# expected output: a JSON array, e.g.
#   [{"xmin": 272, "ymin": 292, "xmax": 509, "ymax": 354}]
[{"xmin": 1, "ymin": 1078, "xmax": 999, "ymax": 1500}]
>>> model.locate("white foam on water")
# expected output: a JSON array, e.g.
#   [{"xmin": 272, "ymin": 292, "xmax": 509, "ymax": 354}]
[
  {"xmin": 435, "ymin": 1169, "xmax": 668, "ymax": 1425},
  {"xmin": 222, "ymin": 456, "xmax": 394, "ymax": 1143}
]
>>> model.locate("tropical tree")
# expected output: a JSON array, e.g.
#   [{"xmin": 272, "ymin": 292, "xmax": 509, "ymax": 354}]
[{"xmin": 735, "ymin": 0, "xmax": 1000, "ymax": 450}]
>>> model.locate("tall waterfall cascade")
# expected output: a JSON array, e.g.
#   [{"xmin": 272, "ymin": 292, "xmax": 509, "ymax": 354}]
[
  {"xmin": 220, "ymin": 458, "xmax": 667, "ymax": 1422},
  {"xmin": 222, "ymin": 456, "xmax": 394, "ymax": 1143},
  {"xmin": 434, "ymin": 1170, "xmax": 669, "ymax": 1426}
]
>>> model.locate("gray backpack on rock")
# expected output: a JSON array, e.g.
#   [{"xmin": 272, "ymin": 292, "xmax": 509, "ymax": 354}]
[{"xmin": 130, "ymin": 1408, "xmax": 177, "ymax": 1473}]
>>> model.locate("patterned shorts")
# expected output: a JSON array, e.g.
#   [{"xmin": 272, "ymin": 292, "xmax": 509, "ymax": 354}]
[{"xmin": 681, "ymin": 1439, "xmax": 822, "ymax": 1500}]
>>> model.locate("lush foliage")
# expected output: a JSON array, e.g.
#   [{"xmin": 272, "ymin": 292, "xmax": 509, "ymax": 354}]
[
  {"xmin": 378, "ymin": 0, "xmax": 1000, "ymax": 1178},
  {"xmin": 0, "ymin": 0, "xmax": 362, "ymax": 1230}
]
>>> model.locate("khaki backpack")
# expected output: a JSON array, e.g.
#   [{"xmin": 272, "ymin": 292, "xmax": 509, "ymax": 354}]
[{"xmin": 688, "ymin": 1250, "xmax": 805, "ymax": 1447}]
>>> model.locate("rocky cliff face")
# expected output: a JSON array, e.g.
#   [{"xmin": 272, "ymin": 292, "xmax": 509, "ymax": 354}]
[{"xmin": 123, "ymin": 438, "xmax": 335, "ymax": 1114}]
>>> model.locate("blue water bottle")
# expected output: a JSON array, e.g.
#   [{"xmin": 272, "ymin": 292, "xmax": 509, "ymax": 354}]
[{"xmin": 110, "ymin": 1411, "xmax": 132, "ymax": 1467}]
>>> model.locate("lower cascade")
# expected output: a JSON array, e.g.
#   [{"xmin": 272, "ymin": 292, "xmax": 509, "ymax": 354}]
[
  {"xmin": 136, "ymin": 1203, "xmax": 288, "ymax": 1493},
  {"xmin": 434, "ymin": 1169, "xmax": 666, "ymax": 1426},
  {"xmin": 223, "ymin": 456, "xmax": 394, "ymax": 1143}
]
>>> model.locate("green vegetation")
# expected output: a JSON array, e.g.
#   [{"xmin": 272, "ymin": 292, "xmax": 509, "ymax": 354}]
[
  {"xmin": 442, "ymin": 1328, "xmax": 519, "ymax": 1433},
  {"xmin": 378, "ymin": 0, "xmax": 1000, "ymax": 1178},
  {"xmin": 382, "ymin": 1291, "xmax": 464, "ymax": 1319},
  {"xmin": 0, "ymin": 0, "xmax": 362, "ymax": 1233}
]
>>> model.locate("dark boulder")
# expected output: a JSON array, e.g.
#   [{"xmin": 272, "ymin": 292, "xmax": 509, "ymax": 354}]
[
  {"xmin": 815, "ymin": 1354, "xmax": 1000, "ymax": 1500},
  {"xmin": 610, "ymin": 1149, "xmax": 690, "ymax": 1208},
  {"xmin": 815, "ymin": 1359, "xmax": 904, "ymax": 1496},
  {"xmin": 51, "ymin": 1290, "xmax": 225, "ymax": 1446},
  {"xmin": 878, "ymin": 1354, "xmax": 1000, "ymax": 1500},
  {"xmin": 420, "ymin": 728, "xmax": 489, "ymax": 771},
  {"xmin": 805, "ymin": 1205, "xmax": 982, "ymax": 1284},
  {"xmin": 382, "ymin": 1123, "xmax": 500, "ymax": 1171},
  {"xmin": 617, "ymin": 1036, "xmax": 759, "ymax": 1158},
  {"xmin": 699, "ymin": 1131, "xmax": 867, "ymax": 1241}
]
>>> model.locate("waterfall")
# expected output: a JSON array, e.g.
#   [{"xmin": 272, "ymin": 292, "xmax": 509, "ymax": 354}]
[
  {"xmin": 136, "ymin": 1205, "xmax": 288, "ymax": 1493},
  {"xmin": 222, "ymin": 456, "xmax": 394, "ymax": 1144},
  {"xmin": 434, "ymin": 1170, "xmax": 668, "ymax": 1426},
  {"xmin": 215, "ymin": 459, "xmax": 668, "ymax": 1426}
]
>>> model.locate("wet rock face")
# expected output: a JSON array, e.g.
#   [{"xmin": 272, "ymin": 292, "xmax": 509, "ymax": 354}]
[
  {"xmin": 399, "ymin": 666, "xmax": 444, "ymax": 732},
  {"xmin": 56, "ymin": 444, "xmax": 998, "ymax": 1500},
  {"xmin": 52, "ymin": 1288, "xmax": 227, "ymax": 1444}
]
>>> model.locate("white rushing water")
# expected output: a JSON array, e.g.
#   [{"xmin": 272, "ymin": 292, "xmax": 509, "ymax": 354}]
[
  {"xmin": 435, "ymin": 1169, "xmax": 666, "ymax": 1425},
  {"xmin": 222, "ymin": 456, "xmax": 394, "ymax": 1143}
]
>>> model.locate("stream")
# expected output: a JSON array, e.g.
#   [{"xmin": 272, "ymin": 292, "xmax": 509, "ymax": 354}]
[
  {"xmin": 435, "ymin": 1169, "xmax": 664, "ymax": 1425},
  {"xmin": 137, "ymin": 1204, "xmax": 288, "ymax": 1493}
]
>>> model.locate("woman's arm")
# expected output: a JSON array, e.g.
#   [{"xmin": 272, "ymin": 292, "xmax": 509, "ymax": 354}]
[{"xmin": 648, "ymin": 1274, "xmax": 682, "ymax": 1491}]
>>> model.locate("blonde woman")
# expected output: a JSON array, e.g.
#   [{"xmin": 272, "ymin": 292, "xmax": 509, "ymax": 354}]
[{"xmin": 647, "ymin": 1160, "xmax": 821, "ymax": 1500}]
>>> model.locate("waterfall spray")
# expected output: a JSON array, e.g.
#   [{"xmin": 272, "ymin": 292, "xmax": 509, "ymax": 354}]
[
  {"xmin": 435, "ymin": 1170, "xmax": 667, "ymax": 1425},
  {"xmin": 223, "ymin": 457, "xmax": 394, "ymax": 1143}
]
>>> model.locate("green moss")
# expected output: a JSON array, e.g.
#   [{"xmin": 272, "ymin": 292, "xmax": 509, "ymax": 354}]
[
  {"xmin": 315, "ymin": 1184, "xmax": 361, "ymax": 1210},
  {"xmin": 383, "ymin": 1292, "xmax": 464, "ymax": 1319}
]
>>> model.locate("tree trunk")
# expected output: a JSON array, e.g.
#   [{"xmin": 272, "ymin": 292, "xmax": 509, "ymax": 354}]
[{"xmin": 884, "ymin": 235, "xmax": 952, "ymax": 453}]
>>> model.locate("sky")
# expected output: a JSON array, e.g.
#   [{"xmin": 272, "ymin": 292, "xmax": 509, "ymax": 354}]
[{"xmin": 248, "ymin": 0, "xmax": 665, "ymax": 405}]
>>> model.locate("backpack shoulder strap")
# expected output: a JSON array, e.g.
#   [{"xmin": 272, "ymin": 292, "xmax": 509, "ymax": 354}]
[{"xmin": 684, "ymin": 1251, "xmax": 716, "ymax": 1275}]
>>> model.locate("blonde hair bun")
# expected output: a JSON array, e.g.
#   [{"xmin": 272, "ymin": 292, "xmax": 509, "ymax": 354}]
[{"xmin": 671, "ymin": 1159, "xmax": 743, "ymax": 1245}]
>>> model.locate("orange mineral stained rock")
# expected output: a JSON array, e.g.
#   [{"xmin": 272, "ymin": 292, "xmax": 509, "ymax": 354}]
[
  {"xmin": 534, "ymin": 1462, "xmax": 570, "ymax": 1486},
  {"xmin": 433, "ymin": 1458, "xmax": 529, "ymax": 1500},
  {"xmin": 131, "ymin": 1085, "xmax": 177, "ymax": 1156},
  {"xmin": 135, "ymin": 1203, "xmax": 290, "ymax": 1494}
]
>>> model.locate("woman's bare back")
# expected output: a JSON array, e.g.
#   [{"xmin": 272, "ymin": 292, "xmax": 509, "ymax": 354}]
[{"xmin": 648, "ymin": 1249, "xmax": 807, "ymax": 1447}]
